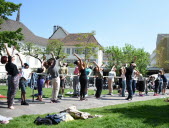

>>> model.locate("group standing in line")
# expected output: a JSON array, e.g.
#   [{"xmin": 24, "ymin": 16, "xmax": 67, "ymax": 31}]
[{"xmin": 1, "ymin": 44, "xmax": 168, "ymax": 109}]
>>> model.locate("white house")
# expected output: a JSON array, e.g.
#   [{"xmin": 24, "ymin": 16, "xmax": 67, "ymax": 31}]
[
  {"xmin": 0, "ymin": 21, "xmax": 103, "ymax": 76},
  {"xmin": 49, "ymin": 25, "xmax": 103, "ymax": 66}
]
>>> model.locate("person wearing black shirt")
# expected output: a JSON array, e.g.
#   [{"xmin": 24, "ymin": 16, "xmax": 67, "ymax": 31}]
[
  {"xmin": 125, "ymin": 62, "xmax": 136, "ymax": 100},
  {"xmin": 36, "ymin": 58, "xmax": 46, "ymax": 101},
  {"xmin": 4, "ymin": 44, "xmax": 20, "ymax": 109},
  {"xmin": 159, "ymin": 70, "xmax": 168, "ymax": 95}
]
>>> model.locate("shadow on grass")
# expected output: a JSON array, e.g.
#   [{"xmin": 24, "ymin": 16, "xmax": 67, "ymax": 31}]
[{"xmin": 85, "ymin": 101, "xmax": 169, "ymax": 127}]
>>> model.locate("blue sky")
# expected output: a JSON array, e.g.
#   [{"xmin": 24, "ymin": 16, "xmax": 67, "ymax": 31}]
[{"xmin": 6, "ymin": 0, "xmax": 169, "ymax": 54}]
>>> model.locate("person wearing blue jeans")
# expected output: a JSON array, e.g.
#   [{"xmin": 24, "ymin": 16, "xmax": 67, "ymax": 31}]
[
  {"xmin": 122, "ymin": 79, "xmax": 126, "ymax": 97},
  {"xmin": 120, "ymin": 66, "xmax": 126, "ymax": 97},
  {"xmin": 125, "ymin": 62, "xmax": 135, "ymax": 100}
]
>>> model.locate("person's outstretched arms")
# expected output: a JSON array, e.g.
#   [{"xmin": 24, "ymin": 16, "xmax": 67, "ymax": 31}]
[
  {"xmin": 74, "ymin": 53, "xmax": 83, "ymax": 69},
  {"xmin": 4, "ymin": 43, "xmax": 11, "ymax": 56},
  {"xmin": 16, "ymin": 53, "xmax": 23, "ymax": 67},
  {"xmin": 93, "ymin": 61, "xmax": 100, "ymax": 70}
]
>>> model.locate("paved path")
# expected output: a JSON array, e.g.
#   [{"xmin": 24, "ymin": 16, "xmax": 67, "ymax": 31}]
[{"xmin": 0, "ymin": 92, "xmax": 168, "ymax": 118}]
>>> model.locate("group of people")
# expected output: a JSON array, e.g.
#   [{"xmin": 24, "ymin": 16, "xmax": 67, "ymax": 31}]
[
  {"xmin": 1, "ymin": 44, "xmax": 168, "ymax": 110},
  {"xmin": 147, "ymin": 70, "xmax": 167, "ymax": 96},
  {"xmin": 1, "ymin": 44, "xmax": 65, "ymax": 109}
]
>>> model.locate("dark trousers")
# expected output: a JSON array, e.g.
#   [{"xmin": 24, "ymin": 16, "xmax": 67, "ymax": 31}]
[
  {"xmin": 126, "ymin": 79, "xmax": 133, "ymax": 98},
  {"xmin": 37, "ymin": 79, "xmax": 45, "ymax": 95},
  {"xmin": 154, "ymin": 80, "xmax": 159, "ymax": 93},
  {"xmin": 8, "ymin": 75, "xmax": 19, "ymax": 107},
  {"xmin": 79, "ymin": 76, "xmax": 87, "ymax": 98},
  {"xmin": 95, "ymin": 78, "xmax": 103, "ymax": 98}
]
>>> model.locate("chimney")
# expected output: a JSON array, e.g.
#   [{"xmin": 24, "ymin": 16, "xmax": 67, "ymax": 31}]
[
  {"xmin": 53, "ymin": 25, "xmax": 56, "ymax": 33},
  {"xmin": 16, "ymin": 7, "xmax": 20, "ymax": 22}
]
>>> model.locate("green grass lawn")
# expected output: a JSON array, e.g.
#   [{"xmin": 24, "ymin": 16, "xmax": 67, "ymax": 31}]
[
  {"xmin": 0, "ymin": 85, "xmax": 118, "ymax": 100},
  {"xmin": 0, "ymin": 98, "xmax": 169, "ymax": 128}
]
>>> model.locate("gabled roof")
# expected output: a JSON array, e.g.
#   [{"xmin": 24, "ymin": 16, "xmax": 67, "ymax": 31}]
[
  {"xmin": 49, "ymin": 26, "xmax": 69, "ymax": 39},
  {"xmin": 60, "ymin": 33, "xmax": 102, "ymax": 46},
  {"xmin": 0, "ymin": 19, "xmax": 48, "ymax": 46}
]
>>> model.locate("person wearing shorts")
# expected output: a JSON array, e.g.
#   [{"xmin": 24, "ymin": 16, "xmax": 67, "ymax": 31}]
[{"xmin": 18, "ymin": 63, "xmax": 32, "ymax": 105}]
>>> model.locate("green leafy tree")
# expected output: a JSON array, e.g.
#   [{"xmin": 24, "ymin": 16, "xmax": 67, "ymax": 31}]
[
  {"xmin": 122, "ymin": 44, "xmax": 136, "ymax": 63},
  {"xmin": 75, "ymin": 32, "xmax": 102, "ymax": 62},
  {"xmin": 104, "ymin": 46, "xmax": 124, "ymax": 69},
  {"xmin": 0, "ymin": 0, "xmax": 23, "ymax": 55},
  {"xmin": 155, "ymin": 37, "xmax": 169, "ymax": 71},
  {"xmin": 20, "ymin": 42, "xmax": 45, "ymax": 64},
  {"xmin": 46, "ymin": 39, "xmax": 68, "ymax": 59},
  {"xmin": 104, "ymin": 44, "xmax": 150, "ymax": 75}
]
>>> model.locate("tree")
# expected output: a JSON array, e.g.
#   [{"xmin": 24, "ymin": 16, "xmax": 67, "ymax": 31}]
[
  {"xmin": 104, "ymin": 44, "xmax": 150, "ymax": 75},
  {"xmin": 20, "ymin": 42, "xmax": 45, "ymax": 64},
  {"xmin": 46, "ymin": 39, "xmax": 68, "ymax": 59},
  {"xmin": 0, "ymin": 0, "xmax": 23, "ymax": 55},
  {"xmin": 75, "ymin": 32, "xmax": 102, "ymax": 62},
  {"xmin": 104, "ymin": 46, "xmax": 123, "ymax": 69},
  {"xmin": 155, "ymin": 37, "xmax": 169, "ymax": 71}
]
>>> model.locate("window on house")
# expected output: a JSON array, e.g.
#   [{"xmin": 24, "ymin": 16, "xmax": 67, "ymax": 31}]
[
  {"xmin": 75, "ymin": 48, "xmax": 78, "ymax": 54},
  {"xmin": 72, "ymin": 48, "xmax": 75, "ymax": 54},
  {"xmin": 66, "ymin": 48, "xmax": 70, "ymax": 54},
  {"xmin": 42, "ymin": 48, "xmax": 46, "ymax": 52}
]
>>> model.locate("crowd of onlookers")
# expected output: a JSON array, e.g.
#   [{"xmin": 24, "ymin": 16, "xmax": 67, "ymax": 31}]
[{"xmin": 1, "ymin": 44, "xmax": 168, "ymax": 110}]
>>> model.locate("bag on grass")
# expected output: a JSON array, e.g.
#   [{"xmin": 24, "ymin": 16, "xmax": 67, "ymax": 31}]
[
  {"xmin": 34, "ymin": 117, "xmax": 52, "ymax": 125},
  {"xmin": 45, "ymin": 114, "xmax": 63, "ymax": 124}
]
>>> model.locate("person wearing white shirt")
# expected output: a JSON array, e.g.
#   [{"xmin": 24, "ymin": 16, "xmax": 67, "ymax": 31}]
[
  {"xmin": 132, "ymin": 68, "xmax": 138, "ymax": 95},
  {"xmin": 107, "ymin": 66, "xmax": 116, "ymax": 95},
  {"xmin": 120, "ymin": 66, "xmax": 126, "ymax": 97},
  {"xmin": 17, "ymin": 54, "xmax": 32, "ymax": 105}
]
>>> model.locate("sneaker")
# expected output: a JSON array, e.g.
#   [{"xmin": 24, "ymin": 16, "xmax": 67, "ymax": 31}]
[
  {"xmin": 107, "ymin": 93, "xmax": 113, "ymax": 95},
  {"xmin": 21, "ymin": 101, "xmax": 29, "ymax": 105},
  {"xmin": 139, "ymin": 94, "xmax": 144, "ymax": 97},
  {"xmin": 51, "ymin": 100, "xmax": 60, "ymax": 103}
]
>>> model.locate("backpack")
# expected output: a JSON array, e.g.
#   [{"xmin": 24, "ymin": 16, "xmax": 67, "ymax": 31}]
[
  {"xmin": 45, "ymin": 114, "xmax": 63, "ymax": 124},
  {"xmin": 34, "ymin": 117, "xmax": 52, "ymax": 125}
]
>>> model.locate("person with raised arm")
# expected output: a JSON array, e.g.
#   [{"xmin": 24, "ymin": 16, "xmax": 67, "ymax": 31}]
[
  {"xmin": 107, "ymin": 65, "xmax": 116, "ymax": 96},
  {"xmin": 73, "ymin": 61, "xmax": 80, "ymax": 97},
  {"xmin": 47, "ymin": 52, "xmax": 60, "ymax": 103},
  {"xmin": 4, "ymin": 44, "xmax": 20, "ymax": 109},
  {"xmin": 85, "ymin": 59, "xmax": 92, "ymax": 96},
  {"xmin": 58, "ymin": 58, "xmax": 68, "ymax": 99},
  {"xmin": 1, "ymin": 46, "xmax": 15, "ymax": 105},
  {"xmin": 93, "ymin": 61, "xmax": 103, "ymax": 98},
  {"xmin": 120, "ymin": 64, "xmax": 126, "ymax": 97},
  {"xmin": 16, "ymin": 53, "xmax": 32, "ymax": 105},
  {"xmin": 125, "ymin": 62, "xmax": 136, "ymax": 100},
  {"xmin": 36, "ymin": 56, "xmax": 47, "ymax": 101},
  {"xmin": 74, "ymin": 53, "xmax": 87, "ymax": 101}
]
